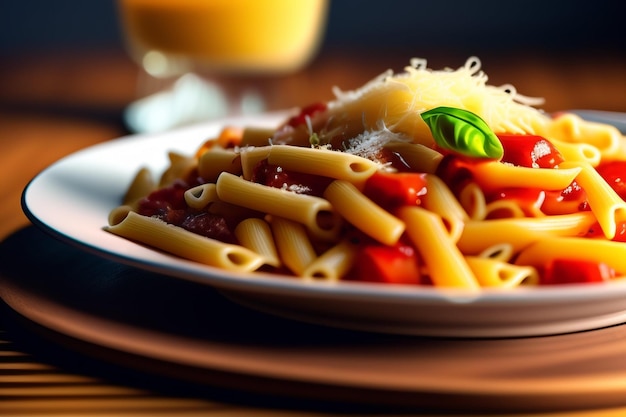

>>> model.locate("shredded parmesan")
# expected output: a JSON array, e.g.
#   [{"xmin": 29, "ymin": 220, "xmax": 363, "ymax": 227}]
[
  {"xmin": 322, "ymin": 57, "xmax": 551, "ymax": 148},
  {"xmin": 343, "ymin": 122, "xmax": 412, "ymax": 165}
]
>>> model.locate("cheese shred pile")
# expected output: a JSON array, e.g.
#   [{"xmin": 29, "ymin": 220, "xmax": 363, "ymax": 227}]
[{"xmin": 323, "ymin": 57, "xmax": 552, "ymax": 147}]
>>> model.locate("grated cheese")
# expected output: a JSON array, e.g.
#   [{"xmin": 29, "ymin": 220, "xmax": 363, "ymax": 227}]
[
  {"xmin": 342, "ymin": 122, "xmax": 412, "ymax": 166},
  {"xmin": 323, "ymin": 57, "xmax": 552, "ymax": 147}
]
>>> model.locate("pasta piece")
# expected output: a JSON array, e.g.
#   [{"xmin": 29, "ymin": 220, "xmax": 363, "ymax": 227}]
[
  {"xmin": 560, "ymin": 160, "xmax": 626, "ymax": 239},
  {"xmin": 216, "ymin": 172, "xmax": 342, "ymax": 241},
  {"xmin": 457, "ymin": 212, "xmax": 597, "ymax": 255},
  {"xmin": 234, "ymin": 218, "xmax": 281, "ymax": 268},
  {"xmin": 184, "ymin": 183, "xmax": 219, "ymax": 210},
  {"xmin": 108, "ymin": 204, "xmax": 134, "ymax": 227},
  {"xmin": 198, "ymin": 147, "xmax": 242, "ymax": 183},
  {"xmin": 473, "ymin": 161, "xmax": 582, "ymax": 191},
  {"xmin": 478, "ymin": 243, "xmax": 514, "ymax": 262},
  {"xmin": 324, "ymin": 179, "xmax": 405, "ymax": 246},
  {"xmin": 398, "ymin": 206, "xmax": 479, "ymax": 290},
  {"xmin": 458, "ymin": 182, "xmax": 487, "ymax": 220},
  {"xmin": 422, "ymin": 174, "xmax": 468, "ymax": 242},
  {"xmin": 241, "ymin": 127, "xmax": 275, "ymax": 147},
  {"xmin": 106, "ymin": 212, "xmax": 266, "ymax": 271},
  {"xmin": 466, "ymin": 256, "xmax": 539, "ymax": 288},
  {"xmin": 515, "ymin": 237, "xmax": 626, "ymax": 276},
  {"xmin": 159, "ymin": 152, "xmax": 196, "ymax": 187},
  {"xmin": 267, "ymin": 145, "xmax": 379, "ymax": 187},
  {"xmin": 123, "ymin": 167, "xmax": 155, "ymax": 205},
  {"xmin": 550, "ymin": 138, "xmax": 602, "ymax": 167},
  {"xmin": 239, "ymin": 146, "xmax": 272, "ymax": 180},
  {"xmin": 613, "ymin": 137, "xmax": 626, "ymax": 161},
  {"xmin": 301, "ymin": 239, "xmax": 358, "ymax": 282},
  {"xmin": 484, "ymin": 199, "xmax": 530, "ymax": 219},
  {"xmin": 383, "ymin": 141, "xmax": 443, "ymax": 173},
  {"xmin": 269, "ymin": 216, "xmax": 317, "ymax": 276},
  {"xmin": 545, "ymin": 113, "xmax": 622, "ymax": 159}
]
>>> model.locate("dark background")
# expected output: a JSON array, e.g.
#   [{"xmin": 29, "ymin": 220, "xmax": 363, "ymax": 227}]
[{"xmin": 0, "ymin": 0, "xmax": 623, "ymax": 58}]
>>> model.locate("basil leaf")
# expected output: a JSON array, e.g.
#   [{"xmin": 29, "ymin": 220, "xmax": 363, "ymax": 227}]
[{"xmin": 421, "ymin": 106, "xmax": 503, "ymax": 160}]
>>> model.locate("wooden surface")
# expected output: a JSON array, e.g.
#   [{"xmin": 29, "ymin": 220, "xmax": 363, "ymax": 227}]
[{"xmin": 1, "ymin": 47, "xmax": 626, "ymax": 416}]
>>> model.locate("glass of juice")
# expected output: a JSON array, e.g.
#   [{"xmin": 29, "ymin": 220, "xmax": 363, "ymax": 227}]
[{"xmin": 117, "ymin": 0, "xmax": 329, "ymax": 132}]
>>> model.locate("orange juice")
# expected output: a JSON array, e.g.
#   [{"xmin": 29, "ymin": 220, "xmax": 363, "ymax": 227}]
[{"xmin": 118, "ymin": 0, "xmax": 329, "ymax": 76}]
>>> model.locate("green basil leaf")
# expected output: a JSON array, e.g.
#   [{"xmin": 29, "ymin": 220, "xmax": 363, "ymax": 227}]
[{"xmin": 421, "ymin": 106, "xmax": 503, "ymax": 160}]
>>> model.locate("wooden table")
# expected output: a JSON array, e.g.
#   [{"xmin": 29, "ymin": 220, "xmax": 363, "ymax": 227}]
[{"xmin": 1, "ymin": 47, "xmax": 626, "ymax": 416}]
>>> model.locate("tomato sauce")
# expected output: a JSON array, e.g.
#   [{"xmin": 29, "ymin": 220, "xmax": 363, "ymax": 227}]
[
  {"xmin": 251, "ymin": 158, "xmax": 333, "ymax": 197},
  {"xmin": 137, "ymin": 179, "xmax": 236, "ymax": 243}
]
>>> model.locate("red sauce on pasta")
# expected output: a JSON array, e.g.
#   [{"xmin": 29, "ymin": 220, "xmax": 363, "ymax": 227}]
[
  {"xmin": 136, "ymin": 180, "xmax": 236, "ymax": 243},
  {"xmin": 251, "ymin": 158, "xmax": 333, "ymax": 197}
]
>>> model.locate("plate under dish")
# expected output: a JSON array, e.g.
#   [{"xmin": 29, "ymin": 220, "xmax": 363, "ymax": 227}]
[{"xmin": 20, "ymin": 110, "xmax": 626, "ymax": 337}]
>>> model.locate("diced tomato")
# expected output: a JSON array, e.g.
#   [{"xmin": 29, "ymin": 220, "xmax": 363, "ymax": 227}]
[
  {"xmin": 541, "ymin": 180, "xmax": 588, "ymax": 214},
  {"xmin": 596, "ymin": 160, "xmax": 626, "ymax": 201},
  {"xmin": 497, "ymin": 134, "xmax": 564, "ymax": 168},
  {"xmin": 286, "ymin": 102, "xmax": 327, "ymax": 127},
  {"xmin": 434, "ymin": 154, "xmax": 478, "ymax": 195},
  {"xmin": 363, "ymin": 171, "xmax": 427, "ymax": 211},
  {"xmin": 353, "ymin": 242, "xmax": 423, "ymax": 285},
  {"xmin": 541, "ymin": 258, "xmax": 615, "ymax": 285}
]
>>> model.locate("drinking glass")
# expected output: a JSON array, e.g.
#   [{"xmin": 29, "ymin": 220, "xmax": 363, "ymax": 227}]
[{"xmin": 117, "ymin": 0, "xmax": 329, "ymax": 132}]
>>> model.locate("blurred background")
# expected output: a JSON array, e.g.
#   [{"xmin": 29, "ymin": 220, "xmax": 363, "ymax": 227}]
[
  {"xmin": 0, "ymin": 0, "xmax": 624, "ymax": 143},
  {"xmin": 1, "ymin": 0, "xmax": 624, "ymax": 58},
  {"xmin": 0, "ymin": 0, "xmax": 624, "ymax": 117}
]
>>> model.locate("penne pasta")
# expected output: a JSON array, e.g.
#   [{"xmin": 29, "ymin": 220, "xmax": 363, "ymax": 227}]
[
  {"xmin": 398, "ymin": 206, "xmax": 479, "ymax": 290},
  {"xmin": 197, "ymin": 147, "xmax": 242, "ymax": 183},
  {"xmin": 466, "ymin": 256, "xmax": 539, "ymax": 288},
  {"xmin": 108, "ymin": 204, "xmax": 134, "ymax": 227},
  {"xmin": 515, "ymin": 237, "xmax": 626, "ymax": 276},
  {"xmin": 239, "ymin": 146, "xmax": 272, "ymax": 180},
  {"xmin": 123, "ymin": 167, "xmax": 155, "ymax": 205},
  {"xmin": 478, "ymin": 243, "xmax": 514, "ymax": 262},
  {"xmin": 546, "ymin": 113, "xmax": 622, "ymax": 158},
  {"xmin": 484, "ymin": 199, "xmax": 529, "ymax": 219},
  {"xmin": 560, "ymin": 160, "xmax": 626, "ymax": 240},
  {"xmin": 159, "ymin": 152, "xmax": 196, "ymax": 187},
  {"xmin": 301, "ymin": 239, "xmax": 359, "ymax": 282},
  {"xmin": 216, "ymin": 172, "xmax": 342, "ymax": 241},
  {"xmin": 458, "ymin": 182, "xmax": 487, "ymax": 221},
  {"xmin": 269, "ymin": 216, "xmax": 317, "ymax": 276},
  {"xmin": 324, "ymin": 179, "xmax": 405, "ymax": 246},
  {"xmin": 241, "ymin": 127, "xmax": 274, "ymax": 147},
  {"xmin": 472, "ymin": 161, "xmax": 582, "ymax": 191},
  {"xmin": 234, "ymin": 218, "xmax": 281, "ymax": 268},
  {"xmin": 183, "ymin": 183, "xmax": 219, "ymax": 210},
  {"xmin": 422, "ymin": 174, "xmax": 468, "ymax": 242},
  {"xmin": 457, "ymin": 212, "xmax": 598, "ymax": 254},
  {"xmin": 550, "ymin": 138, "xmax": 602, "ymax": 167},
  {"xmin": 267, "ymin": 144, "xmax": 379, "ymax": 187},
  {"xmin": 106, "ymin": 212, "xmax": 266, "ymax": 271},
  {"xmin": 383, "ymin": 141, "xmax": 443, "ymax": 173}
]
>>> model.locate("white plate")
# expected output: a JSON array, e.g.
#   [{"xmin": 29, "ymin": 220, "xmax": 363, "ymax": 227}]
[{"xmin": 22, "ymin": 111, "xmax": 626, "ymax": 338}]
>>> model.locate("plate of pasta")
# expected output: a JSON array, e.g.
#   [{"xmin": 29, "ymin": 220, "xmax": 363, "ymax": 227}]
[{"xmin": 22, "ymin": 57, "xmax": 626, "ymax": 337}]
